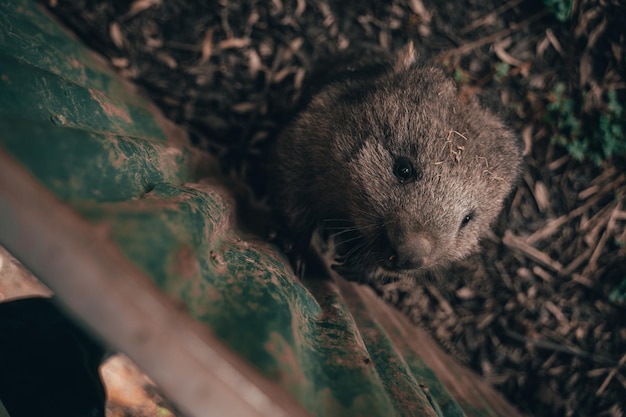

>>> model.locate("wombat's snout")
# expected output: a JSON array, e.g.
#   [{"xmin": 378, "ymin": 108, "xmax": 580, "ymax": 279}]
[{"xmin": 385, "ymin": 232, "xmax": 434, "ymax": 271}]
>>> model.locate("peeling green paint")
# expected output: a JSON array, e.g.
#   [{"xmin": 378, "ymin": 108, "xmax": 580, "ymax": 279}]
[
  {"xmin": 0, "ymin": 118, "xmax": 191, "ymax": 202},
  {"xmin": 0, "ymin": 55, "xmax": 164, "ymax": 140}
]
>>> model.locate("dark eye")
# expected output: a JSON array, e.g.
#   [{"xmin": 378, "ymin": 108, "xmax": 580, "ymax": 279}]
[
  {"xmin": 393, "ymin": 157, "xmax": 417, "ymax": 183},
  {"xmin": 460, "ymin": 212, "xmax": 474, "ymax": 228}
]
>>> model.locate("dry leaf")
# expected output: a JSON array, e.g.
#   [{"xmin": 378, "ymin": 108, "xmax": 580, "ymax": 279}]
[{"xmin": 109, "ymin": 22, "xmax": 124, "ymax": 49}]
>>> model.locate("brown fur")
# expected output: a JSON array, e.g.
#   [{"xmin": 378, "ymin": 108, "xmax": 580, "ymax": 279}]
[{"xmin": 269, "ymin": 45, "xmax": 523, "ymax": 281}]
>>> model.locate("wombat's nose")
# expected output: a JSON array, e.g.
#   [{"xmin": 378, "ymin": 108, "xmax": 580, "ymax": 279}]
[{"xmin": 390, "ymin": 234, "xmax": 432, "ymax": 270}]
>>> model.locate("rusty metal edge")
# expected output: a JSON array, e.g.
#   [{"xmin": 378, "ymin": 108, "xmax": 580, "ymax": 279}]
[{"xmin": 0, "ymin": 149, "xmax": 312, "ymax": 417}]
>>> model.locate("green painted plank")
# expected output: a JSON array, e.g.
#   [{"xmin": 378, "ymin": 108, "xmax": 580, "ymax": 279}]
[
  {"xmin": 0, "ymin": 1, "xmax": 119, "ymax": 81},
  {"xmin": 398, "ymin": 347, "xmax": 466, "ymax": 417},
  {"xmin": 0, "ymin": 54, "xmax": 165, "ymax": 140},
  {"xmin": 74, "ymin": 183, "xmax": 412, "ymax": 416},
  {"xmin": 339, "ymin": 283, "xmax": 453, "ymax": 417},
  {"xmin": 0, "ymin": 11, "xmax": 139, "ymax": 106},
  {"xmin": 0, "ymin": 117, "xmax": 193, "ymax": 202}
]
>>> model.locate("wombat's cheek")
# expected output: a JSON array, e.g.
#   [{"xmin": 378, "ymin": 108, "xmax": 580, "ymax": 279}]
[{"xmin": 448, "ymin": 233, "xmax": 482, "ymax": 263}]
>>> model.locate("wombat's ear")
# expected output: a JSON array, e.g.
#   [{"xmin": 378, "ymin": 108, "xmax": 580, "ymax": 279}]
[{"xmin": 394, "ymin": 41, "xmax": 417, "ymax": 72}]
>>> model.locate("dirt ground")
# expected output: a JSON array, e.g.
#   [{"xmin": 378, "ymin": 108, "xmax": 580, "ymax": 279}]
[{"xmin": 43, "ymin": 0, "xmax": 626, "ymax": 416}]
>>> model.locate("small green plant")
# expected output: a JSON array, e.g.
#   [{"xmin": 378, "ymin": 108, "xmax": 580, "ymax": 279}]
[
  {"xmin": 452, "ymin": 68, "xmax": 468, "ymax": 84},
  {"xmin": 545, "ymin": 83, "xmax": 626, "ymax": 165},
  {"xmin": 542, "ymin": 0, "xmax": 574, "ymax": 22},
  {"xmin": 609, "ymin": 276, "xmax": 626, "ymax": 307},
  {"xmin": 598, "ymin": 91, "xmax": 625, "ymax": 159},
  {"xmin": 494, "ymin": 62, "xmax": 510, "ymax": 83}
]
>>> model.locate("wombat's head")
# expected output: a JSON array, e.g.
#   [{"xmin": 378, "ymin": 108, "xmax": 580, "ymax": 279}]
[{"xmin": 317, "ymin": 46, "xmax": 524, "ymax": 278}]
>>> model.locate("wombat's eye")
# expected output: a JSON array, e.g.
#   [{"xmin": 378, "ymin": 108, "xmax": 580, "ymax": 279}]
[
  {"xmin": 393, "ymin": 157, "xmax": 417, "ymax": 183},
  {"xmin": 460, "ymin": 212, "xmax": 474, "ymax": 228}
]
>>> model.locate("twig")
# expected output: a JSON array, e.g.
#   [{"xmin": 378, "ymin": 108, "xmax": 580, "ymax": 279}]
[
  {"xmin": 502, "ymin": 231, "xmax": 563, "ymax": 272},
  {"xmin": 558, "ymin": 247, "xmax": 593, "ymax": 277},
  {"xmin": 525, "ymin": 193, "xmax": 604, "ymax": 245},
  {"xmin": 504, "ymin": 330, "xmax": 619, "ymax": 367},
  {"xmin": 582, "ymin": 200, "xmax": 622, "ymax": 276},
  {"xmin": 434, "ymin": 10, "xmax": 548, "ymax": 62},
  {"xmin": 459, "ymin": 0, "xmax": 525, "ymax": 34},
  {"xmin": 596, "ymin": 353, "xmax": 626, "ymax": 396}
]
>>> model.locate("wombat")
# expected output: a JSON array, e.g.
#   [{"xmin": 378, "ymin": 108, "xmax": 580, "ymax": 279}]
[{"xmin": 269, "ymin": 43, "xmax": 523, "ymax": 281}]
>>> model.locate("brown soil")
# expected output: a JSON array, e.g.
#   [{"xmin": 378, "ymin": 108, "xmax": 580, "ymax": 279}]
[{"xmin": 44, "ymin": 1, "xmax": 626, "ymax": 416}]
